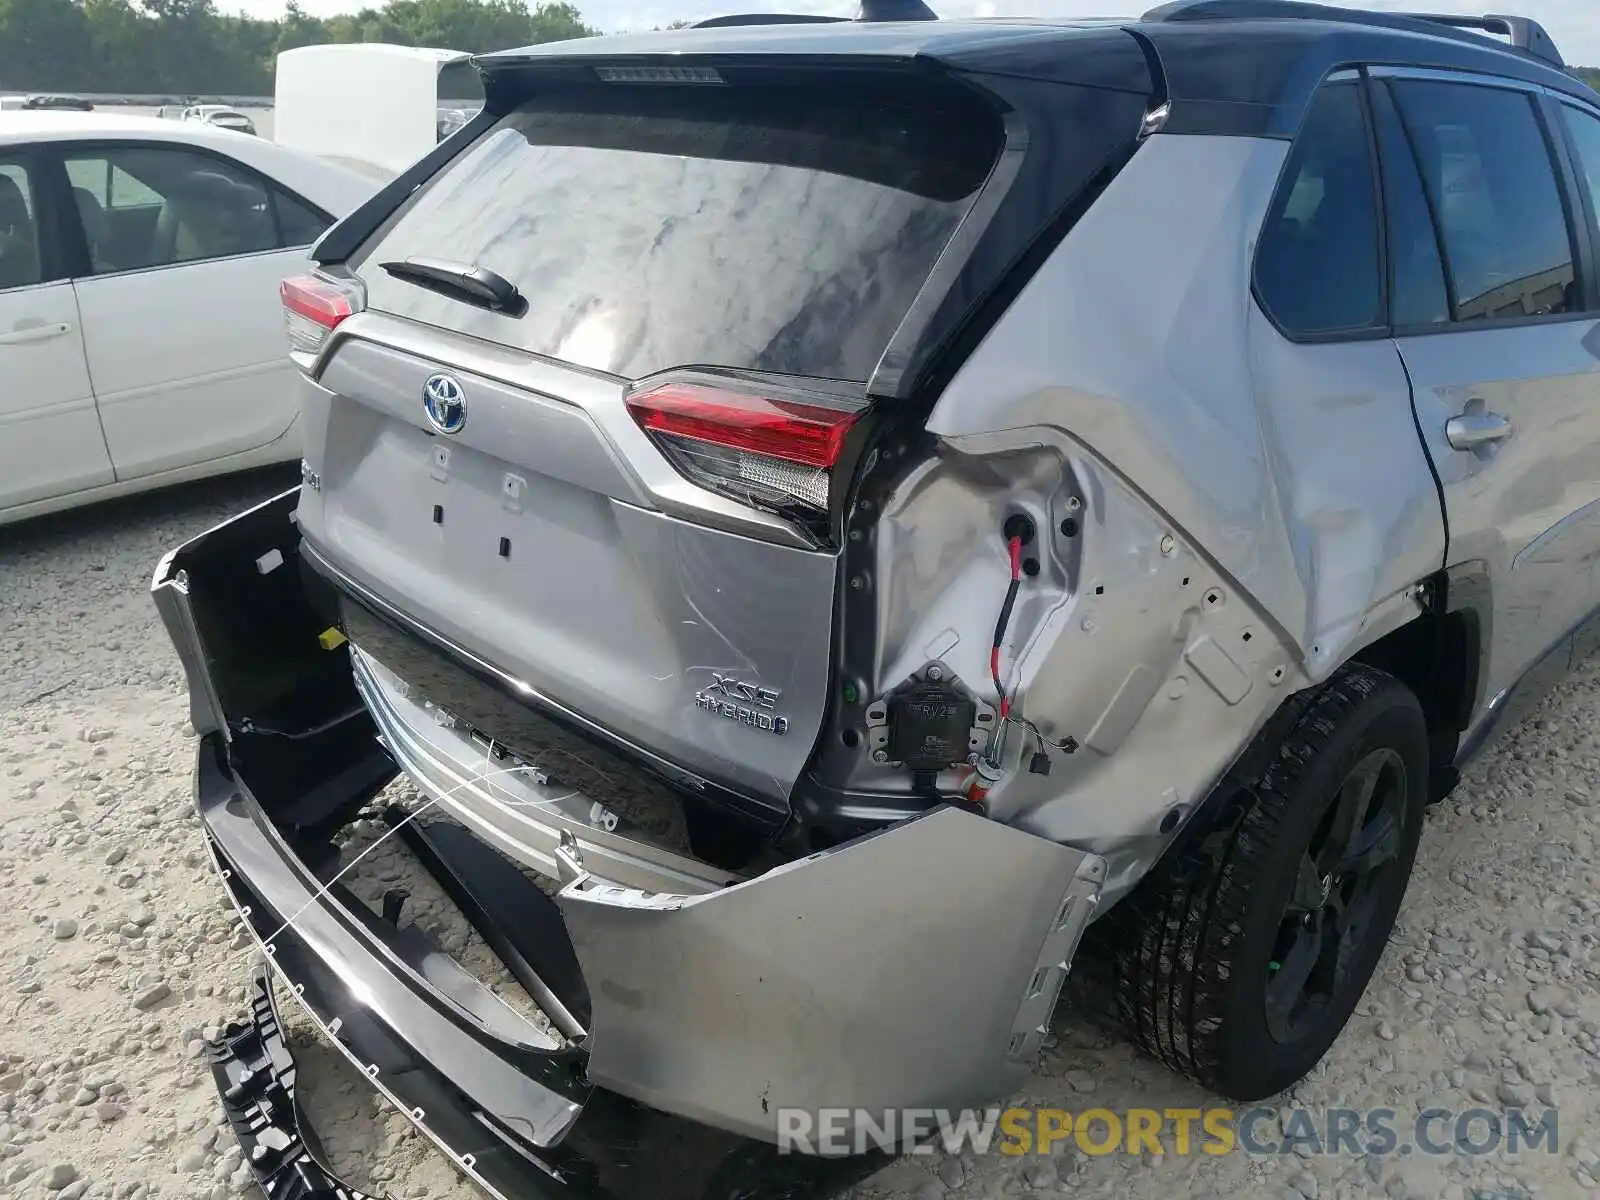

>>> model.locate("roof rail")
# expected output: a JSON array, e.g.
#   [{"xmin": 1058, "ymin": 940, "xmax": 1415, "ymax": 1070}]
[
  {"xmin": 1140, "ymin": 0, "xmax": 1564, "ymax": 68},
  {"xmin": 1407, "ymin": 12, "xmax": 1563, "ymax": 66},
  {"xmin": 692, "ymin": 0, "xmax": 935, "ymax": 24}
]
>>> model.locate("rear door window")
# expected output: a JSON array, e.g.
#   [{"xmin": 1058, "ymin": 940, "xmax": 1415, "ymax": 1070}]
[
  {"xmin": 1558, "ymin": 103, "xmax": 1600, "ymax": 252},
  {"xmin": 63, "ymin": 145, "xmax": 278, "ymax": 274},
  {"xmin": 1369, "ymin": 81, "xmax": 1450, "ymax": 329},
  {"xmin": 272, "ymin": 188, "xmax": 332, "ymax": 247},
  {"xmin": 352, "ymin": 78, "xmax": 1003, "ymax": 382},
  {"xmin": 0, "ymin": 159, "xmax": 42, "ymax": 289},
  {"xmin": 1387, "ymin": 79, "xmax": 1576, "ymax": 322}
]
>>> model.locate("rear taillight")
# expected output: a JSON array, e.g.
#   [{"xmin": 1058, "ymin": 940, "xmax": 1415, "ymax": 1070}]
[
  {"xmin": 281, "ymin": 275, "xmax": 361, "ymax": 355},
  {"xmin": 626, "ymin": 383, "xmax": 860, "ymax": 515}
]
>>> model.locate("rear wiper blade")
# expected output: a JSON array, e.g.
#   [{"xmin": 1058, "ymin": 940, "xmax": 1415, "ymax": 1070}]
[{"xmin": 377, "ymin": 256, "xmax": 526, "ymax": 315}]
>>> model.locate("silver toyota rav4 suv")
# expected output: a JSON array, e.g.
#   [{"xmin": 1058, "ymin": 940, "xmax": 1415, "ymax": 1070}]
[{"xmin": 153, "ymin": 1, "xmax": 1600, "ymax": 1195}]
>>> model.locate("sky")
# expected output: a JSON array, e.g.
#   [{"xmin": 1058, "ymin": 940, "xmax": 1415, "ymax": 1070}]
[{"xmin": 230, "ymin": 0, "xmax": 1600, "ymax": 67}]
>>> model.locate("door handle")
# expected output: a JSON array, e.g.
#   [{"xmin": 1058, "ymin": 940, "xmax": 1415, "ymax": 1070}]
[
  {"xmin": 0, "ymin": 321, "xmax": 72, "ymax": 346},
  {"xmin": 1445, "ymin": 407, "xmax": 1513, "ymax": 452}
]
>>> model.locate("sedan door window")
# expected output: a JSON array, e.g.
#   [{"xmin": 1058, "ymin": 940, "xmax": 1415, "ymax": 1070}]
[
  {"xmin": 0, "ymin": 161, "xmax": 41, "ymax": 290},
  {"xmin": 273, "ymin": 188, "xmax": 333, "ymax": 247},
  {"xmin": 64, "ymin": 146, "xmax": 279, "ymax": 274}
]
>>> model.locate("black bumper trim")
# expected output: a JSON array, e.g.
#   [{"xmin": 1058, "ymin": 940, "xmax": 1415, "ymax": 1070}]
[{"xmin": 386, "ymin": 807, "xmax": 591, "ymax": 1041}]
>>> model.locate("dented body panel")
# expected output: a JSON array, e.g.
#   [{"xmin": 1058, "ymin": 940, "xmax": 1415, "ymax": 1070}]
[
  {"xmin": 926, "ymin": 134, "xmax": 1447, "ymax": 670},
  {"xmin": 849, "ymin": 135, "xmax": 1448, "ymax": 894},
  {"xmin": 559, "ymin": 808, "xmax": 1102, "ymax": 1140}
]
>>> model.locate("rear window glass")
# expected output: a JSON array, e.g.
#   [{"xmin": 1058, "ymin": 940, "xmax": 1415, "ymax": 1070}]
[{"xmin": 352, "ymin": 78, "xmax": 1003, "ymax": 382}]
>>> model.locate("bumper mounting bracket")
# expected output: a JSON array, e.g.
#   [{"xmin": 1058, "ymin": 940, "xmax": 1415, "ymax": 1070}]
[{"xmin": 207, "ymin": 962, "xmax": 382, "ymax": 1200}]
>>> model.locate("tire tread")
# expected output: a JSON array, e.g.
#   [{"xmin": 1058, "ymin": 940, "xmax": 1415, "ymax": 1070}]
[{"xmin": 1070, "ymin": 663, "xmax": 1413, "ymax": 1095}]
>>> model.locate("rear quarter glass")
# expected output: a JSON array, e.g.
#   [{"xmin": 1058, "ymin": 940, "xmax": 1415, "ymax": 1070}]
[{"xmin": 348, "ymin": 77, "xmax": 1004, "ymax": 382}]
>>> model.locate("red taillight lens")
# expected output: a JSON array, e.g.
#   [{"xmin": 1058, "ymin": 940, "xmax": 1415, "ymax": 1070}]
[
  {"xmin": 627, "ymin": 384, "xmax": 858, "ymax": 469},
  {"xmin": 281, "ymin": 274, "xmax": 360, "ymax": 355},
  {"xmin": 626, "ymin": 383, "xmax": 861, "ymax": 515}
]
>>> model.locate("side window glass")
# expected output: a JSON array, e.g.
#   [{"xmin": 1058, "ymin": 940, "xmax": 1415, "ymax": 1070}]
[
  {"xmin": 62, "ymin": 146, "xmax": 277, "ymax": 276},
  {"xmin": 1390, "ymin": 80, "xmax": 1575, "ymax": 321},
  {"xmin": 1559, "ymin": 104, "xmax": 1600, "ymax": 248},
  {"xmin": 272, "ymin": 189, "xmax": 332, "ymax": 248},
  {"xmin": 66, "ymin": 158, "xmax": 111, "ymax": 207},
  {"xmin": 64, "ymin": 160, "xmax": 162, "ymax": 213},
  {"xmin": 1371, "ymin": 82, "xmax": 1450, "ymax": 328},
  {"xmin": 110, "ymin": 165, "xmax": 163, "ymax": 208},
  {"xmin": 0, "ymin": 160, "xmax": 41, "ymax": 290},
  {"xmin": 1255, "ymin": 82, "xmax": 1384, "ymax": 336}
]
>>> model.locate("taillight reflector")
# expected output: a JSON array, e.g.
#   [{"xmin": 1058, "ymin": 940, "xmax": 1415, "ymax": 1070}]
[
  {"xmin": 281, "ymin": 275, "xmax": 359, "ymax": 355},
  {"xmin": 625, "ymin": 384, "xmax": 859, "ymax": 469}
]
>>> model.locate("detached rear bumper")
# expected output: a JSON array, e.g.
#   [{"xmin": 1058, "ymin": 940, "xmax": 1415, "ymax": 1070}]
[
  {"xmin": 196, "ymin": 735, "xmax": 585, "ymax": 1195},
  {"xmin": 196, "ymin": 730, "xmax": 887, "ymax": 1199},
  {"xmin": 153, "ymin": 488, "xmax": 1107, "ymax": 1191}
]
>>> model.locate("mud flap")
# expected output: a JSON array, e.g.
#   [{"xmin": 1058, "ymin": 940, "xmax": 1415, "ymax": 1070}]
[{"xmin": 208, "ymin": 963, "xmax": 381, "ymax": 1200}]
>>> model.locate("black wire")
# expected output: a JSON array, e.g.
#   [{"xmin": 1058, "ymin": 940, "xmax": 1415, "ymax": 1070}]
[
  {"xmin": 1004, "ymin": 712, "xmax": 1079, "ymax": 755},
  {"xmin": 992, "ymin": 577, "xmax": 1020, "ymax": 651},
  {"xmin": 989, "ymin": 536, "xmax": 1077, "ymax": 756},
  {"xmin": 991, "ymin": 575, "xmax": 1020, "ymax": 703}
]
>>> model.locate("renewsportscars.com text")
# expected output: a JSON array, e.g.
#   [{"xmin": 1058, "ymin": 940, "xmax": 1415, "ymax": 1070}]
[{"xmin": 775, "ymin": 1105, "xmax": 1561, "ymax": 1159}]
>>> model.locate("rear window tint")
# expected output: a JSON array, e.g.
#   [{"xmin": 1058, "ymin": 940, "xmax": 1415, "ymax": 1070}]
[{"xmin": 352, "ymin": 78, "xmax": 1003, "ymax": 382}]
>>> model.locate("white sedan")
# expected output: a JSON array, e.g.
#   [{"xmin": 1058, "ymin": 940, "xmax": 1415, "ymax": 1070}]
[
  {"xmin": 181, "ymin": 105, "xmax": 260, "ymax": 136},
  {"xmin": 0, "ymin": 111, "xmax": 379, "ymax": 525}
]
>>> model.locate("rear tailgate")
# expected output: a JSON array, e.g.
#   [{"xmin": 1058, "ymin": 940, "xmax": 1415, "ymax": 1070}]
[
  {"xmin": 297, "ymin": 331, "xmax": 841, "ymax": 812},
  {"xmin": 291, "ymin": 42, "xmax": 1151, "ymax": 815}
]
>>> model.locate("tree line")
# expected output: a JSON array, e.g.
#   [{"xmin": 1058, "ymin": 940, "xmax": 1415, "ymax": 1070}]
[
  {"xmin": 2, "ymin": 0, "xmax": 1597, "ymax": 101},
  {"xmin": 0, "ymin": 0, "xmax": 598, "ymax": 96}
]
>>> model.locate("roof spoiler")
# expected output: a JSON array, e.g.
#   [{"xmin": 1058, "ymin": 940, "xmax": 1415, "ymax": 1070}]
[
  {"xmin": 692, "ymin": 0, "xmax": 937, "ymax": 26},
  {"xmin": 1141, "ymin": 0, "xmax": 1563, "ymax": 68}
]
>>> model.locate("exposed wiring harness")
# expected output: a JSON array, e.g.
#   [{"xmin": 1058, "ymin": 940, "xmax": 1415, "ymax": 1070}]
[
  {"xmin": 989, "ymin": 533, "xmax": 1078, "ymax": 760},
  {"xmin": 989, "ymin": 534, "xmax": 1024, "ymax": 722}
]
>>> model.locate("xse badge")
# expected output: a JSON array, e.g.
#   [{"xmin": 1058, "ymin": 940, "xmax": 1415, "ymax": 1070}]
[{"xmin": 695, "ymin": 673, "xmax": 789, "ymax": 736}]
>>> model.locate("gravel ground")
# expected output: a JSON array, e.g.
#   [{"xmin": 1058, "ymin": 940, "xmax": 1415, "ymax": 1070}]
[{"xmin": 1, "ymin": 469, "xmax": 1598, "ymax": 1200}]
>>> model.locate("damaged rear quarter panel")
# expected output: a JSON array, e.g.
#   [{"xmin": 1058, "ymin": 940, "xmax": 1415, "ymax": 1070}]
[{"xmin": 882, "ymin": 132, "xmax": 1445, "ymax": 897}]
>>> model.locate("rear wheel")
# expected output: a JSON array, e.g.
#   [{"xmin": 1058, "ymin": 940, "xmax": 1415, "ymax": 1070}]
[{"xmin": 1070, "ymin": 662, "xmax": 1428, "ymax": 1100}]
